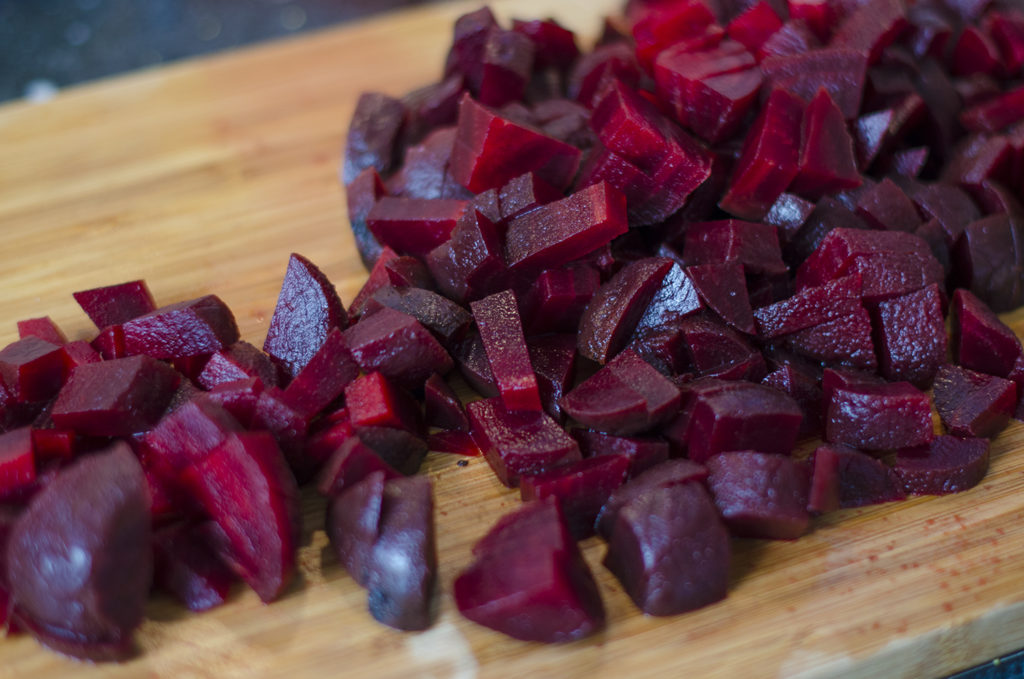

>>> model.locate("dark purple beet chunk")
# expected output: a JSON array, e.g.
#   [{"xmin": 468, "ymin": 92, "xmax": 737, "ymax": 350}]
[
  {"xmin": 142, "ymin": 396, "xmax": 241, "ymax": 477},
  {"xmin": 631, "ymin": 260, "xmax": 703, "ymax": 336},
  {"xmin": 197, "ymin": 341, "xmax": 279, "ymax": 390},
  {"xmin": 603, "ymin": 480, "xmax": 729, "ymax": 616},
  {"xmin": 327, "ymin": 471, "xmax": 385, "ymax": 588},
  {"xmin": 349, "ymin": 247, "xmax": 400, "ymax": 318},
  {"xmin": 826, "ymin": 382, "xmax": 933, "ymax": 451},
  {"xmin": 783, "ymin": 305, "xmax": 878, "ymax": 372},
  {"xmin": 854, "ymin": 178, "xmax": 919, "ymax": 232},
  {"xmin": 795, "ymin": 228, "xmax": 932, "ymax": 291},
  {"xmin": 683, "ymin": 220, "xmax": 787, "ymax": 277},
  {"xmin": 520, "ymin": 455, "xmax": 629, "ymax": 539},
  {"xmin": 520, "ymin": 264, "xmax": 601, "ymax": 335},
  {"xmin": 952, "ymin": 288, "xmax": 1022, "ymax": 378},
  {"xmin": 121, "ymin": 295, "xmax": 239, "ymax": 360},
  {"xmin": 528, "ymin": 334, "xmax": 577, "ymax": 423},
  {"xmin": 8, "ymin": 443, "xmax": 151, "ymax": 661},
  {"xmin": 807, "ymin": 445, "xmax": 839, "ymax": 514},
  {"xmin": 454, "ymin": 332, "xmax": 498, "ymax": 399},
  {"xmin": 343, "ymin": 307, "xmax": 453, "ymax": 390},
  {"xmin": 343, "ymin": 92, "xmax": 406, "ymax": 184},
  {"xmin": 812, "ymin": 444, "xmax": 906, "ymax": 508},
  {"xmin": 154, "ymin": 522, "xmax": 235, "ymax": 612},
  {"xmin": 454, "ymin": 498, "xmax": 605, "ymax": 642},
  {"xmin": 574, "ymin": 430, "xmax": 669, "ymax": 478},
  {"xmin": 51, "ymin": 355, "xmax": 181, "ymax": 437},
  {"xmin": 471, "ymin": 290, "xmax": 542, "ymax": 413},
  {"xmin": 595, "ymin": 458, "xmax": 708, "ymax": 538},
  {"xmin": 761, "ymin": 357, "xmax": 824, "ymax": 435},
  {"xmin": 424, "ymin": 373, "xmax": 468, "ymax": 431},
  {"xmin": 0, "ymin": 337, "xmax": 66, "ymax": 403},
  {"xmin": 367, "ymin": 286, "xmax": 472, "ymax": 351},
  {"xmin": 72, "ymin": 280, "xmax": 156, "ymax": 329},
  {"xmin": 933, "ymin": 364, "xmax": 1016, "ymax": 439},
  {"xmin": 367, "ymin": 197, "xmax": 469, "ymax": 257},
  {"xmin": 952, "ymin": 213, "xmax": 1024, "ymax": 313},
  {"xmin": 345, "ymin": 168, "xmax": 388, "ymax": 270},
  {"xmin": 676, "ymin": 313, "xmax": 765, "ymax": 379},
  {"xmin": 250, "ymin": 388, "xmax": 315, "ymax": 479},
  {"xmin": 685, "ymin": 261, "xmax": 756, "ymax": 335},
  {"xmin": 893, "ymin": 436, "xmax": 990, "ymax": 495},
  {"xmin": 754, "ymin": 274, "xmax": 863, "ymax": 339},
  {"xmin": 872, "ymin": 284, "xmax": 947, "ymax": 387},
  {"xmin": 706, "ymin": 451, "xmax": 810, "ymax": 540},
  {"xmin": 281, "ymin": 328, "xmax": 358, "ymax": 419},
  {"xmin": 264, "ymin": 253, "xmax": 348, "ymax": 381},
  {"xmin": 560, "ymin": 349, "xmax": 680, "ymax": 436},
  {"xmin": 467, "ymin": 397, "xmax": 580, "ymax": 487}
]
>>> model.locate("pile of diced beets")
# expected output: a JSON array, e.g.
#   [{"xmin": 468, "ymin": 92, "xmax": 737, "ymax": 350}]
[{"xmin": 2, "ymin": 0, "xmax": 1024, "ymax": 662}]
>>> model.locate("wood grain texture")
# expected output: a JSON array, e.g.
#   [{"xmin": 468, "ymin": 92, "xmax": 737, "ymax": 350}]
[{"xmin": 1, "ymin": 1, "xmax": 1023, "ymax": 677}]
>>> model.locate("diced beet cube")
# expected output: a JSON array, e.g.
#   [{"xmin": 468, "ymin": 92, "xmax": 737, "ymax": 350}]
[
  {"xmin": 872, "ymin": 284, "xmax": 947, "ymax": 387},
  {"xmin": 727, "ymin": 1, "xmax": 783, "ymax": 53},
  {"xmin": 759, "ymin": 19, "xmax": 821, "ymax": 59},
  {"xmin": 629, "ymin": 0, "xmax": 717, "ymax": 70},
  {"xmin": 893, "ymin": 436, "xmax": 990, "ymax": 495},
  {"xmin": 367, "ymin": 286, "xmax": 473, "ymax": 351},
  {"xmin": 318, "ymin": 435, "xmax": 403, "ymax": 497},
  {"xmin": 761, "ymin": 49, "xmax": 867, "ymax": 120},
  {"xmin": 683, "ymin": 379, "xmax": 803, "ymax": 462},
  {"xmin": 51, "ymin": 355, "xmax": 180, "ymax": 437},
  {"xmin": 629, "ymin": 262, "xmax": 703, "ymax": 368},
  {"xmin": 686, "ymin": 261, "xmax": 756, "ymax": 334},
  {"xmin": 578, "ymin": 257, "xmax": 673, "ymax": 364},
  {"xmin": 60, "ymin": 340, "xmax": 101, "ymax": 372},
  {"xmin": 854, "ymin": 178, "xmax": 919, "ymax": 232},
  {"xmin": 796, "ymin": 227, "xmax": 932, "ymax": 290},
  {"xmin": 72, "ymin": 280, "xmax": 156, "ymax": 329},
  {"xmin": 574, "ymin": 430, "xmax": 669, "ymax": 478},
  {"xmin": 474, "ymin": 29, "xmax": 534, "ymax": 107},
  {"xmin": 143, "ymin": 396, "xmax": 241, "ymax": 473},
  {"xmin": 790, "ymin": 88, "xmax": 862, "ymax": 199},
  {"xmin": 17, "ymin": 317, "xmax": 65, "ymax": 345},
  {"xmin": 345, "ymin": 168, "xmax": 388, "ymax": 269},
  {"xmin": 810, "ymin": 444, "xmax": 905, "ymax": 508},
  {"xmin": 181, "ymin": 432, "xmax": 299, "ymax": 603},
  {"xmin": 343, "ymin": 307, "xmax": 453, "ymax": 390},
  {"xmin": 0, "ymin": 337, "xmax": 66, "ymax": 403},
  {"xmin": 349, "ymin": 247, "xmax": 400, "ymax": 318},
  {"xmin": 424, "ymin": 373, "xmax": 468, "ymax": 431},
  {"xmin": 505, "ymin": 182, "xmax": 628, "ymax": 272},
  {"xmin": 603, "ymin": 480, "xmax": 729, "ymax": 616},
  {"xmin": 761, "ymin": 356, "xmax": 824, "ymax": 434},
  {"xmin": 367, "ymin": 197, "xmax": 469, "ymax": 257},
  {"xmin": 326, "ymin": 471, "xmax": 385, "ymax": 590},
  {"xmin": 569, "ymin": 42, "xmax": 642, "ymax": 106},
  {"xmin": 444, "ymin": 8, "xmax": 498, "ymax": 80},
  {"xmin": 454, "ymin": 332, "xmax": 498, "ymax": 399},
  {"xmin": 383, "ymin": 256, "xmax": 432, "ymax": 291},
  {"xmin": 343, "ymin": 92, "xmax": 406, "ymax": 184},
  {"xmin": 788, "ymin": 0, "xmax": 835, "ymax": 42},
  {"xmin": 909, "ymin": 183, "xmax": 981, "ymax": 246},
  {"xmin": 345, "ymin": 372, "xmax": 421, "ymax": 435},
  {"xmin": 706, "ymin": 451, "xmax": 810, "ymax": 539},
  {"xmin": 121, "ymin": 295, "xmax": 238, "ymax": 360},
  {"xmin": 512, "ymin": 18, "xmax": 580, "ymax": 71},
  {"xmin": 0, "ymin": 428, "xmax": 35, "ymax": 501},
  {"xmin": 684, "ymin": 220, "xmax": 787, "ymax": 276},
  {"xmin": 250, "ymin": 387, "xmax": 317, "ymax": 478},
  {"xmin": 427, "ymin": 430, "xmax": 480, "ymax": 456},
  {"xmin": 782, "ymin": 305, "xmax": 877, "ymax": 371},
  {"xmin": 520, "ymin": 455, "xmax": 629, "ymax": 539},
  {"xmin": 154, "ymin": 522, "xmax": 235, "ymax": 612},
  {"xmin": 205, "ymin": 377, "xmax": 264, "ymax": 428},
  {"xmin": 933, "ymin": 365, "xmax": 1016, "ymax": 439},
  {"xmin": 754, "ymin": 274, "xmax": 863, "ymax": 338},
  {"xmin": 386, "ymin": 126, "xmax": 462, "ymax": 200},
  {"xmin": 988, "ymin": 10, "xmax": 1024, "ymax": 73},
  {"xmin": 467, "ymin": 397, "xmax": 580, "ymax": 487},
  {"xmin": 30, "ymin": 426, "xmax": 74, "ymax": 466},
  {"xmin": 471, "ymin": 290, "xmax": 542, "ymax": 413},
  {"xmin": 196, "ymin": 341, "xmax": 279, "ymax": 391},
  {"xmin": 450, "ymin": 94, "xmax": 581, "ymax": 193},
  {"xmin": 953, "ymin": 213, "xmax": 1024, "ymax": 312},
  {"xmin": 673, "ymin": 313, "xmax": 765, "ymax": 378},
  {"xmin": 951, "ymin": 288, "xmax": 1022, "ymax": 378},
  {"xmin": 951, "ymin": 25, "xmax": 1002, "ymax": 77},
  {"xmin": 830, "ymin": 0, "xmax": 908, "ymax": 64},
  {"xmin": 281, "ymin": 329, "xmax": 359, "ymax": 419},
  {"xmin": 426, "ymin": 208, "xmax": 507, "ymax": 305},
  {"xmin": 264, "ymin": 253, "xmax": 347, "ymax": 381},
  {"xmin": 498, "ymin": 173, "xmax": 561, "ymax": 222},
  {"xmin": 520, "ymin": 264, "xmax": 600, "ymax": 335},
  {"xmin": 826, "ymin": 382, "xmax": 933, "ymax": 451},
  {"xmin": 528, "ymin": 334, "xmax": 578, "ymax": 422}
]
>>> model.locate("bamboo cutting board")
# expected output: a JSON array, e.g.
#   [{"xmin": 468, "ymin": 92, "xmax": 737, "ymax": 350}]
[{"xmin": 2, "ymin": 1, "xmax": 1024, "ymax": 677}]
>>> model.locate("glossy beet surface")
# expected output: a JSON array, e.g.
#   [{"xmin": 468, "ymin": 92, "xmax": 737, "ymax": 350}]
[
  {"xmin": 471, "ymin": 290, "xmax": 542, "ymax": 412},
  {"xmin": 933, "ymin": 365, "xmax": 1016, "ymax": 439},
  {"xmin": 826, "ymin": 381, "xmax": 934, "ymax": 451},
  {"xmin": 894, "ymin": 436, "xmax": 990, "ymax": 495},
  {"xmin": 706, "ymin": 452, "xmax": 810, "ymax": 539},
  {"xmin": 72, "ymin": 280, "xmax": 156, "ymax": 329},
  {"xmin": 520, "ymin": 455, "xmax": 629, "ymax": 539},
  {"xmin": 121, "ymin": 295, "xmax": 239, "ymax": 360},
  {"xmin": 343, "ymin": 307, "xmax": 453, "ymax": 390}
]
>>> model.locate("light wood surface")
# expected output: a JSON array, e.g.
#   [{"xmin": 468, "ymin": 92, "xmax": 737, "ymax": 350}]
[{"xmin": 2, "ymin": 1, "xmax": 1024, "ymax": 677}]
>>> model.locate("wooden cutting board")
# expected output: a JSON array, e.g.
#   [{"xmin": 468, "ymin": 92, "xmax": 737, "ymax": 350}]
[{"xmin": 2, "ymin": 1, "xmax": 1024, "ymax": 677}]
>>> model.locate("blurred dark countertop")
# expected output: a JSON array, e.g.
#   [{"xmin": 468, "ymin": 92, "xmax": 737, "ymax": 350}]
[{"xmin": 0, "ymin": 0, "xmax": 452, "ymax": 103}]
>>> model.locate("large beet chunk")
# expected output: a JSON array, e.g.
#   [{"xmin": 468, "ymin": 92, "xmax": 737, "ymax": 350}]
[
  {"xmin": 7, "ymin": 443, "xmax": 151, "ymax": 661},
  {"xmin": 826, "ymin": 382, "xmax": 933, "ymax": 451},
  {"xmin": 342, "ymin": 92, "xmax": 406, "ymax": 184},
  {"xmin": 520, "ymin": 455, "xmax": 629, "ymax": 539},
  {"xmin": 454, "ymin": 498, "xmax": 605, "ymax": 642},
  {"xmin": 893, "ymin": 436, "xmax": 990, "ymax": 495},
  {"xmin": 121, "ymin": 295, "xmax": 239, "ymax": 359},
  {"xmin": 343, "ymin": 307, "xmax": 453, "ymax": 390},
  {"xmin": 933, "ymin": 365, "xmax": 1016, "ymax": 439},
  {"xmin": 706, "ymin": 452, "xmax": 810, "ymax": 539},
  {"xmin": 952, "ymin": 288, "xmax": 1022, "ymax": 378},
  {"xmin": 872, "ymin": 284, "xmax": 947, "ymax": 387}
]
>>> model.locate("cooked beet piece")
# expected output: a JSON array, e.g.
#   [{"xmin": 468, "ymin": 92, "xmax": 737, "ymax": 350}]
[
  {"xmin": 428, "ymin": 430, "xmax": 480, "ymax": 456},
  {"xmin": 72, "ymin": 280, "xmax": 156, "ymax": 329},
  {"xmin": 383, "ymin": 256, "xmax": 433, "ymax": 290},
  {"xmin": 454, "ymin": 331, "xmax": 498, "ymax": 399},
  {"xmin": 520, "ymin": 264, "xmax": 601, "ymax": 335},
  {"xmin": 831, "ymin": 0, "xmax": 908, "ymax": 63},
  {"xmin": 181, "ymin": 432, "xmax": 299, "ymax": 603},
  {"xmin": 345, "ymin": 372, "xmax": 421, "ymax": 434},
  {"xmin": 143, "ymin": 396, "xmax": 241, "ymax": 473},
  {"xmin": 281, "ymin": 329, "xmax": 359, "ymax": 419},
  {"xmin": 204, "ymin": 377, "xmax": 264, "ymax": 429},
  {"xmin": 263, "ymin": 253, "xmax": 347, "ymax": 381},
  {"xmin": 0, "ymin": 337, "xmax": 66, "ymax": 403},
  {"xmin": 953, "ymin": 213, "xmax": 1024, "ymax": 312},
  {"xmin": 349, "ymin": 247, "xmax": 400, "ymax": 318},
  {"xmin": 7, "ymin": 443, "xmax": 150, "ymax": 661},
  {"xmin": 933, "ymin": 364, "xmax": 1016, "ymax": 439},
  {"xmin": 327, "ymin": 471, "xmax": 385, "ymax": 592},
  {"xmin": 30, "ymin": 425, "xmax": 74, "ymax": 467},
  {"xmin": 528, "ymin": 333, "xmax": 577, "ymax": 422},
  {"xmin": 60, "ymin": 340, "xmax": 101, "ymax": 372},
  {"xmin": 989, "ymin": 10, "xmax": 1024, "ymax": 73},
  {"xmin": 806, "ymin": 442, "xmax": 840, "ymax": 514},
  {"xmin": 909, "ymin": 182, "xmax": 981, "ymax": 246},
  {"xmin": 578, "ymin": 257, "xmax": 673, "ymax": 364},
  {"xmin": 951, "ymin": 25, "xmax": 1002, "ymax": 77},
  {"xmin": 512, "ymin": 18, "xmax": 579, "ymax": 70},
  {"xmin": 497, "ymin": 173, "xmax": 561, "ymax": 221},
  {"xmin": 454, "ymin": 498, "xmax": 605, "ymax": 642},
  {"xmin": 632, "ymin": 260, "xmax": 703, "ymax": 332},
  {"xmin": 629, "ymin": 0, "xmax": 717, "ymax": 69},
  {"xmin": 826, "ymin": 381, "xmax": 933, "ymax": 451},
  {"xmin": 788, "ymin": 0, "xmax": 835, "ymax": 42},
  {"xmin": 854, "ymin": 178, "xmax": 919, "ymax": 232},
  {"xmin": 17, "ymin": 317, "xmax": 65, "ymax": 345},
  {"xmin": 796, "ymin": 228, "xmax": 933, "ymax": 290},
  {"xmin": 0, "ymin": 428, "xmax": 35, "ymax": 500},
  {"xmin": 367, "ymin": 197, "xmax": 469, "ymax": 258},
  {"xmin": 51, "ymin": 355, "xmax": 181, "ymax": 437},
  {"xmin": 759, "ymin": 19, "xmax": 821, "ymax": 59},
  {"xmin": 872, "ymin": 284, "xmax": 947, "ymax": 387},
  {"xmin": 343, "ymin": 307, "xmax": 452, "ymax": 390},
  {"xmin": 471, "ymin": 290, "xmax": 542, "ymax": 413},
  {"xmin": 561, "ymin": 350, "xmax": 680, "ymax": 436},
  {"xmin": 569, "ymin": 42, "xmax": 641, "ymax": 106},
  {"xmin": 345, "ymin": 168, "xmax": 388, "ymax": 269},
  {"xmin": 444, "ymin": 8, "xmax": 498, "ymax": 81},
  {"xmin": 684, "ymin": 220, "xmax": 787, "ymax": 277},
  {"xmin": 596, "ymin": 457, "xmax": 707, "ymax": 536},
  {"xmin": 761, "ymin": 357, "xmax": 824, "ymax": 434},
  {"xmin": 706, "ymin": 451, "xmax": 811, "ymax": 539},
  {"xmin": 727, "ymin": 1, "xmax": 783, "ymax": 53},
  {"xmin": 683, "ymin": 379, "xmax": 803, "ymax": 463},
  {"xmin": 719, "ymin": 88, "xmax": 805, "ymax": 221},
  {"xmin": 810, "ymin": 444, "xmax": 906, "ymax": 508},
  {"xmin": 343, "ymin": 92, "xmax": 406, "ymax": 184},
  {"xmin": 120, "ymin": 295, "xmax": 238, "ymax": 360},
  {"xmin": 574, "ymin": 430, "xmax": 669, "ymax": 478},
  {"xmin": 474, "ymin": 29, "xmax": 535, "ymax": 107},
  {"xmin": 520, "ymin": 455, "xmax": 629, "ymax": 539},
  {"xmin": 196, "ymin": 341, "xmax": 278, "ymax": 390},
  {"xmin": 951, "ymin": 288, "xmax": 1022, "ymax": 378},
  {"xmin": 505, "ymin": 182, "xmax": 628, "ymax": 272},
  {"xmin": 426, "ymin": 208, "xmax": 507, "ymax": 305},
  {"xmin": 317, "ymin": 435, "xmax": 403, "ymax": 497},
  {"xmin": 154, "ymin": 522, "xmax": 235, "ymax": 612},
  {"xmin": 603, "ymin": 480, "xmax": 729, "ymax": 616},
  {"xmin": 467, "ymin": 396, "xmax": 580, "ymax": 487},
  {"xmin": 761, "ymin": 49, "xmax": 867, "ymax": 120},
  {"xmin": 450, "ymin": 94, "xmax": 581, "ymax": 193},
  {"xmin": 893, "ymin": 436, "xmax": 990, "ymax": 495},
  {"xmin": 424, "ymin": 373, "xmax": 468, "ymax": 431},
  {"xmin": 387, "ymin": 126, "xmax": 463, "ymax": 200},
  {"xmin": 754, "ymin": 274, "xmax": 863, "ymax": 338},
  {"xmin": 674, "ymin": 313, "xmax": 764, "ymax": 378},
  {"xmin": 686, "ymin": 261, "xmax": 756, "ymax": 334},
  {"xmin": 790, "ymin": 88, "xmax": 862, "ymax": 200},
  {"xmin": 782, "ymin": 304, "xmax": 878, "ymax": 371},
  {"xmin": 367, "ymin": 286, "xmax": 473, "ymax": 351}
]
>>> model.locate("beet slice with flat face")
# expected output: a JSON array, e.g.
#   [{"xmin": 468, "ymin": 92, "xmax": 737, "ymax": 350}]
[
  {"xmin": 367, "ymin": 197, "xmax": 470, "ymax": 257},
  {"xmin": 467, "ymin": 397, "xmax": 581, "ymax": 487},
  {"xmin": 366, "ymin": 286, "xmax": 473, "ymax": 351},
  {"xmin": 197, "ymin": 341, "xmax": 279, "ymax": 390},
  {"xmin": 826, "ymin": 381, "xmax": 934, "ymax": 451},
  {"xmin": 893, "ymin": 436, "xmax": 990, "ymax": 496},
  {"xmin": 952, "ymin": 213, "xmax": 1024, "ymax": 313},
  {"xmin": 790, "ymin": 88, "xmax": 862, "ymax": 200},
  {"xmin": 51, "ymin": 355, "xmax": 181, "ymax": 437},
  {"xmin": 528, "ymin": 333, "xmax": 578, "ymax": 423},
  {"xmin": 520, "ymin": 455, "xmax": 629, "ymax": 539},
  {"xmin": 795, "ymin": 227, "xmax": 933, "ymax": 290},
  {"xmin": 952, "ymin": 289, "xmax": 1023, "ymax": 378},
  {"xmin": 343, "ymin": 92, "xmax": 406, "ymax": 185},
  {"xmin": 761, "ymin": 49, "xmax": 868, "ymax": 120},
  {"xmin": 686, "ymin": 261, "xmax": 756, "ymax": 334},
  {"xmin": 120, "ymin": 295, "xmax": 239, "ymax": 360},
  {"xmin": 854, "ymin": 178, "xmax": 920, "ymax": 232},
  {"xmin": 17, "ymin": 317, "xmax": 66, "ymax": 345},
  {"xmin": 426, "ymin": 208, "xmax": 508, "ymax": 305},
  {"xmin": 7, "ymin": 443, "xmax": 151, "ymax": 661},
  {"xmin": 933, "ymin": 364, "xmax": 1016, "ymax": 439},
  {"xmin": 520, "ymin": 264, "xmax": 601, "ymax": 335},
  {"xmin": 872, "ymin": 283, "xmax": 947, "ymax": 387},
  {"xmin": 72, "ymin": 280, "xmax": 156, "ymax": 330},
  {"xmin": 761, "ymin": 356, "xmax": 824, "ymax": 435},
  {"xmin": 349, "ymin": 247, "xmax": 400, "ymax": 318},
  {"xmin": 142, "ymin": 396, "xmax": 242, "ymax": 476},
  {"xmin": 471, "ymin": 290, "xmax": 542, "ymax": 413},
  {"xmin": 684, "ymin": 220, "xmax": 787, "ymax": 277},
  {"xmin": 263, "ymin": 253, "xmax": 348, "ymax": 381},
  {"xmin": 754, "ymin": 274, "xmax": 863, "ymax": 339},
  {"xmin": 317, "ymin": 436, "xmax": 403, "ymax": 497},
  {"xmin": 595, "ymin": 458, "xmax": 709, "ymax": 538},
  {"xmin": 603, "ymin": 480, "xmax": 729, "ymax": 616},
  {"xmin": 810, "ymin": 444, "xmax": 906, "ymax": 508},
  {"xmin": 706, "ymin": 451, "xmax": 811, "ymax": 540},
  {"xmin": 327, "ymin": 471, "xmax": 386, "ymax": 588},
  {"xmin": 424, "ymin": 373, "xmax": 468, "ymax": 431},
  {"xmin": 343, "ymin": 307, "xmax": 453, "ymax": 390},
  {"xmin": 345, "ymin": 372, "xmax": 422, "ymax": 435},
  {"xmin": 574, "ymin": 430, "xmax": 669, "ymax": 479},
  {"xmin": 154, "ymin": 521, "xmax": 236, "ymax": 612},
  {"xmin": 0, "ymin": 336, "xmax": 66, "ymax": 403},
  {"xmin": 454, "ymin": 497, "xmax": 605, "ymax": 642},
  {"xmin": 781, "ymin": 304, "xmax": 878, "ymax": 371}
]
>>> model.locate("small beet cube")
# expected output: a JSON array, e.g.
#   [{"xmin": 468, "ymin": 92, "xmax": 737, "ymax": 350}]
[
  {"xmin": 826, "ymin": 382, "xmax": 933, "ymax": 451},
  {"xmin": 520, "ymin": 264, "xmax": 601, "ymax": 335},
  {"xmin": 854, "ymin": 178, "xmax": 920, "ymax": 232},
  {"xmin": 143, "ymin": 396, "xmax": 241, "ymax": 473},
  {"xmin": 154, "ymin": 522, "xmax": 236, "ymax": 612},
  {"xmin": 474, "ymin": 29, "xmax": 534, "ymax": 107},
  {"xmin": 17, "ymin": 317, "xmax": 65, "ymax": 345},
  {"xmin": 51, "ymin": 355, "xmax": 181, "ymax": 437},
  {"xmin": 424, "ymin": 373, "xmax": 468, "ymax": 431},
  {"xmin": 0, "ymin": 337, "xmax": 66, "ymax": 403},
  {"xmin": 0, "ymin": 428, "xmax": 35, "ymax": 501},
  {"xmin": 754, "ymin": 274, "xmax": 863, "ymax": 338},
  {"xmin": 933, "ymin": 365, "xmax": 1016, "ymax": 439},
  {"xmin": 204, "ymin": 377, "xmax": 264, "ymax": 428},
  {"xmin": 795, "ymin": 227, "xmax": 933, "ymax": 290},
  {"xmin": 343, "ymin": 92, "xmax": 406, "ymax": 184},
  {"xmin": 727, "ymin": 2, "xmax": 783, "ymax": 53},
  {"xmin": 520, "ymin": 455, "xmax": 629, "ymax": 539},
  {"xmin": 574, "ymin": 430, "xmax": 669, "ymax": 478},
  {"xmin": 893, "ymin": 436, "xmax": 990, "ymax": 496},
  {"xmin": 790, "ymin": 88, "xmax": 862, "ymax": 200},
  {"xmin": 684, "ymin": 220, "xmax": 787, "ymax": 277},
  {"xmin": 528, "ymin": 333, "xmax": 578, "ymax": 422},
  {"xmin": 343, "ymin": 307, "xmax": 453, "ymax": 390},
  {"xmin": 467, "ymin": 397, "xmax": 580, "ymax": 487},
  {"xmin": 427, "ymin": 430, "xmax": 480, "ymax": 456},
  {"xmin": 345, "ymin": 168, "xmax": 388, "ymax": 269},
  {"xmin": 367, "ymin": 197, "xmax": 469, "ymax": 257},
  {"xmin": 60, "ymin": 340, "xmax": 102, "ymax": 372},
  {"xmin": 603, "ymin": 481, "xmax": 729, "ymax": 616},
  {"xmin": 761, "ymin": 49, "xmax": 867, "ymax": 120},
  {"xmin": 706, "ymin": 451, "xmax": 810, "ymax": 540},
  {"xmin": 686, "ymin": 261, "xmax": 756, "ymax": 334},
  {"xmin": 121, "ymin": 295, "xmax": 238, "ymax": 360},
  {"xmin": 345, "ymin": 372, "xmax": 421, "ymax": 434},
  {"xmin": 317, "ymin": 436, "xmax": 402, "ymax": 497},
  {"xmin": 872, "ymin": 284, "xmax": 947, "ymax": 387},
  {"xmin": 761, "ymin": 358, "xmax": 824, "ymax": 435},
  {"xmin": 454, "ymin": 498, "xmax": 605, "ymax": 642},
  {"xmin": 471, "ymin": 290, "xmax": 542, "ymax": 413},
  {"xmin": 282, "ymin": 329, "xmax": 359, "ymax": 419},
  {"xmin": 349, "ymin": 247, "xmax": 399, "ymax": 318},
  {"xmin": 676, "ymin": 313, "xmax": 765, "ymax": 379},
  {"xmin": 782, "ymin": 305, "xmax": 878, "ymax": 371},
  {"xmin": 951, "ymin": 288, "xmax": 1022, "ymax": 378},
  {"xmin": 498, "ymin": 173, "xmax": 560, "ymax": 221},
  {"xmin": 810, "ymin": 444, "xmax": 905, "ymax": 508},
  {"xmin": 72, "ymin": 280, "xmax": 156, "ymax": 329},
  {"xmin": 264, "ymin": 253, "xmax": 348, "ymax": 381}
]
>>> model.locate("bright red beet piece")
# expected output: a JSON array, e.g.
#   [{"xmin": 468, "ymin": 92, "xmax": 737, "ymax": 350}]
[
  {"xmin": 685, "ymin": 261, "xmax": 756, "ymax": 334},
  {"xmin": 0, "ymin": 337, "xmax": 66, "ymax": 403},
  {"xmin": 281, "ymin": 329, "xmax": 359, "ymax": 419},
  {"xmin": 60, "ymin": 340, "xmax": 101, "ymax": 372},
  {"xmin": 706, "ymin": 451, "xmax": 810, "ymax": 540},
  {"xmin": 790, "ymin": 88, "xmax": 862, "ymax": 199},
  {"xmin": 204, "ymin": 377, "xmax": 264, "ymax": 428},
  {"xmin": 951, "ymin": 288, "xmax": 1022, "ymax": 378},
  {"xmin": 317, "ymin": 436, "xmax": 402, "ymax": 497},
  {"xmin": 197, "ymin": 341, "xmax": 279, "ymax": 390},
  {"xmin": 7, "ymin": 443, "xmax": 150, "ymax": 661},
  {"xmin": 367, "ymin": 197, "xmax": 469, "ymax": 257},
  {"xmin": 872, "ymin": 284, "xmax": 947, "ymax": 387},
  {"xmin": 72, "ymin": 280, "xmax": 156, "ymax": 329},
  {"xmin": 629, "ymin": 0, "xmax": 717, "ymax": 70},
  {"xmin": 754, "ymin": 274, "xmax": 863, "ymax": 338},
  {"xmin": 454, "ymin": 498, "xmax": 605, "ymax": 642},
  {"xmin": 603, "ymin": 480, "xmax": 729, "ymax": 616},
  {"xmin": 578, "ymin": 257, "xmax": 673, "ymax": 364},
  {"xmin": 51, "ymin": 355, "xmax": 181, "ymax": 437},
  {"xmin": 933, "ymin": 365, "xmax": 1016, "ymax": 439},
  {"xmin": 788, "ymin": 0, "xmax": 835, "ymax": 42},
  {"xmin": 796, "ymin": 228, "xmax": 933, "ymax": 290},
  {"xmin": 893, "ymin": 436, "xmax": 990, "ymax": 495},
  {"xmin": 0, "ymin": 428, "xmax": 35, "ymax": 500},
  {"xmin": 181, "ymin": 432, "xmax": 299, "ymax": 603},
  {"xmin": 471, "ymin": 290, "xmax": 542, "ymax": 413},
  {"xmin": 761, "ymin": 49, "xmax": 867, "ymax": 120},
  {"xmin": 345, "ymin": 372, "xmax": 421, "ymax": 434},
  {"xmin": 497, "ymin": 173, "xmax": 560, "ymax": 221},
  {"xmin": 17, "ymin": 317, "xmax": 65, "ymax": 345},
  {"xmin": 574, "ymin": 430, "xmax": 669, "ymax": 478},
  {"xmin": 344, "ymin": 307, "xmax": 453, "ymax": 390},
  {"xmin": 343, "ymin": 92, "xmax": 406, "ymax": 184},
  {"xmin": 121, "ymin": 295, "xmax": 238, "ymax": 360},
  {"xmin": 684, "ymin": 220, "xmax": 787, "ymax": 276},
  {"xmin": 520, "ymin": 264, "xmax": 601, "ymax": 335},
  {"xmin": 826, "ymin": 382, "xmax": 933, "ymax": 451},
  {"xmin": 988, "ymin": 10, "xmax": 1024, "ymax": 73},
  {"xmin": 428, "ymin": 430, "xmax": 480, "ymax": 456},
  {"xmin": 951, "ymin": 25, "xmax": 1002, "ymax": 77},
  {"xmin": 30, "ymin": 426, "xmax": 74, "ymax": 466},
  {"xmin": 474, "ymin": 29, "xmax": 535, "ymax": 107},
  {"xmin": 154, "ymin": 522, "xmax": 235, "ymax": 612},
  {"xmin": 810, "ymin": 444, "xmax": 905, "ymax": 508},
  {"xmin": 424, "ymin": 373, "xmax": 468, "ymax": 431},
  {"xmin": 520, "ymin": 455, "xmax": 629, "ymax": 539},
  {"xmin": 467, "ymin": 396, "xmax": 580, "ymax": 487}
]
